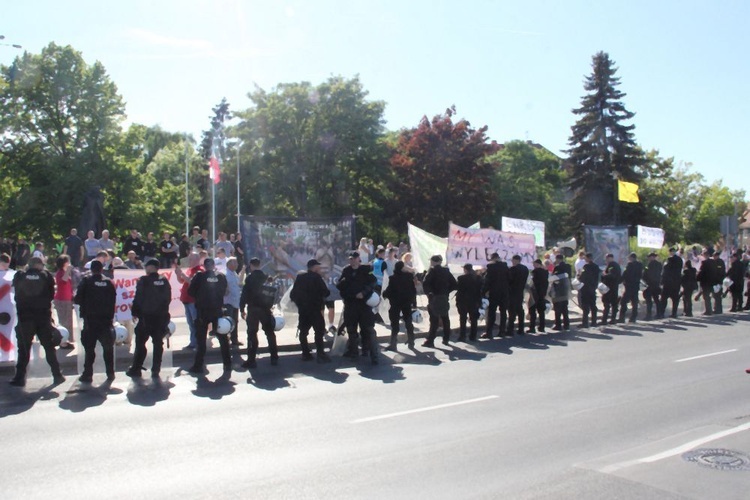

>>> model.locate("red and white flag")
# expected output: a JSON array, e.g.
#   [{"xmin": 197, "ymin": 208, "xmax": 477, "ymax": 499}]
[{"xmin": 209, "ymin": 155, "xmax": 221, "ymax": 184}]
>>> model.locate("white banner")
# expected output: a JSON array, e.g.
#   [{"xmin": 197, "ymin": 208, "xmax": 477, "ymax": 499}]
[
  {"xmin": 502, "ymin": 216, "xmax": 545, "ymax": 248},
  {"xmin": 447, "ymin": 223, "xmax": 536, "ymax": 269},
  {"xmin": 113, "ymin": 269, "xmax": 184, "ymax": 322},
  {"xmin": 407, "ymin": 223, "xmax": 447, "ymax": 273},
  {"xmin": 637, "ymin": 225, "xmax": 665, "ymax": 249},
  {"xmin": 0, "ymin": 270, "xmax": 17, "ymax": 362}
]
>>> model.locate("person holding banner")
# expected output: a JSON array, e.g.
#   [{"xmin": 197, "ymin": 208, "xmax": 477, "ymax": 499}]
[
  {"xmin": 601, "ymin": 253, "xmax": 621, "ymax": 325},
  {"xmin": 551, "ymin": 254, "xmax": 572, "ymax": 331},
  {"xmin": 74, "ymin": 260, "xmax": 116, "ymax": 383},
  {"xmin": 618, "ymin": 253, "xmax": 643, "ymax": 323},
  {"xmin": 660, "ymin": 247, "xmax": 683, "ymax": 319},
  {"xmin": 481, "ymin": 252, "xmax": 509, "ymax": 339},
  {"xmin": 422, "ymin": 255, "xmax": 457, "ymax": 347},
  {"xmin": 643, "ymin": 253, "xmax": 663, "ymax": 321},
  {"xmin": 579, "ymin": 253, "xmax": 601, "ymax": 328},
  {"xmin": 528, "ymin": 259, "xmax": 549, "ymax": 334},
  {"xmin": 126, "ymin": 259, "xmax": 171, "ymax": 379},
  {"xmin": 336, "ymin": 251, "xmax": 379, "ymax": 364},
  {"xmin": 507, "ymin": 255, "xmax": 529, "ymax": 336}
]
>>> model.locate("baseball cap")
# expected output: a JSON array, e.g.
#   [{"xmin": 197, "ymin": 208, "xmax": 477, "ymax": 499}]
[{"xmin": 307, "ymin": 259, "xmax": 321, "ymax": 268}]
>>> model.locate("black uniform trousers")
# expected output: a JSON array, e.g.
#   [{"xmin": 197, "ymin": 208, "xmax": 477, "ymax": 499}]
[
  {"xmin": 194, "ymin": 311, "xmax": 230, "ymax": 368},
  {"xmin": 506, "ymin": 296, "xmax": 525, "ymax": 334},
  {"xmin": 659, "ymin": 285, "xmax": 680, "ymax": 318},
  {"xmin": 298, "ymin": 307, "xmax": 326, "ymax": 355},
  {"xmin": 132, "ymin": 314, "xmax": 168, "ymax": 373},
  {"xmin": 712, "ymin": 287, "xmax": 723, "ymax": 314},
  {"xmin": 427, "ymin": 295, "xmax": 451, "ymax": 343},
  {"xmin": 388, "ymin": 303, "xmax": 415, "ymax": 346},
  {"xmin": 13, "ymin": 311, "xmax": 62, "ymax": 379},
  {"xmin": 81, "ymin": 315, "xmax": 114, "ymax": 377},
  {"xmin": 643, "ymin": 287, "xmax": 660, "ymax": 319},
  {"xmin": 682, "ymin": 287, "xmax": 696, "ymax": 317},
  {"xmin": 619, "ymin": 287, "xmax": 639, "ymax": 322},
  {"xmin": 601, "ymin": 290, "xmax": 619, "ymax": 324},
  {"xmin": 485, "ymin": 296, "xmax": 507, "ymax": 337},
  {"xmin": 580, "ymin": 289, "xmax": 598, "ymax": 327},
  {"xmin": 343, "ymin": 300, "xmax": 377, "ymax": 360},
  {"xmin": 528, "ymin": 300, "xmax": 546, "ymax": 332},
  {"xmin": 553, "ymin": 300, "xmax": 570, "ymax": 329},
  {"xmin": 246, "ymin": 306, "xmax": 278, "ymax": 362},
  {"xmin": 457, "ymin": 304, "xmax": 478, "ymax": 339}
]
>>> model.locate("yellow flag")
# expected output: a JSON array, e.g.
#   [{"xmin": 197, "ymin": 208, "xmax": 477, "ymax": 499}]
[{"xmin": 618, "ymin": 180, "xmax": 639, "ymax": 203}]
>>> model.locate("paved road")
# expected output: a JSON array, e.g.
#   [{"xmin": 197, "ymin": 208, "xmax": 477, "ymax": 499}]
[{"xmin": 1, "ymin": 312, "xmax": 749, "ymax": 499}]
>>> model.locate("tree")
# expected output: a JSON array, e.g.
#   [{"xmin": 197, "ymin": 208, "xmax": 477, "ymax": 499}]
[
  {"xmin": 487, "ymin": 140, "xmax": 567, "ymax": 241},
  {"xmin": 566, "ymin": 51, "xmax": 644, "ymax": 228},
  {"xmin": 197, "ymin": 98, "xmax": 232, "ymax": 232},
  {"xmin": 0, "ymin": 43, "xmax": 126, "ymax": 240},
  {"xmin": 231, "ymin": 76, "xmax": 389, "ymax": 238},
  {"xmin": 388, "ymin": 106, "xmax": 498, "ymax": 235},
  {"xmin": 686, "ymin": 182, "xmax": 745, "ymax": 245}
]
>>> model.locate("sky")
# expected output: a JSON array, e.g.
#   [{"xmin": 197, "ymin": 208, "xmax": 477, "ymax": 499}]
[{"xmin": 2, "ymin": 0, "xmax": 749, "ymax": 195}]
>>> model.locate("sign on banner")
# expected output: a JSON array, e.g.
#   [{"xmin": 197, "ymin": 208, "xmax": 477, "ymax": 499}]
[
  {"xmin": 447, "ymin": 223, "xmax": 536, "ymax": 268},
  {"xmin": 583, "ymin": 226, "xmax": 630, "ymax": 267},
  {"xmin": 0, "ymin": 270, "xmax": 17, "ymax": 362},
  {"xmin": 407, "ymin": 223, "xmax": 448, "ymax": 273},
  {"xmin": 501, "ymin": 216, "xmax": 545, "ymax": 248},
  {"xmin": 113, "ymin": 269, "xmax": 184, "ymax": 322},
  {"xmin": 637, "ymin": 225, "xmax": 665, "ymax": 249}
]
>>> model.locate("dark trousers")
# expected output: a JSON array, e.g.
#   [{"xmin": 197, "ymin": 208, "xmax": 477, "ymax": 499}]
[
  {"xmin": 506, "ymin": 297, "xmax": 525, "ymax": 334},
  {"xmin": 246, "ymin": 306, "xmax": 278, "ymax": 362},
  {"xmin": 485, "ymin": 296, "xmax": 507, "ymax": 337},
  {"xmin": 602, "ymin": 291, "xmax": 619, "ymax": 324},
  {"xmin": 81, "ymin": 316, "xmax": 114, "ymax": 377},
  {"xmin": 700, "ymin": 285, "xmax": 714, "ymax": 314},
  {"xmin": 553, "ymin": 300, "xmax": 570, "ymax": 329},
  {"xmin": 343, "ymin": 300, "xmax": 377, "ymax": 360},
  {"xmin": 194, "ymin": 312, "xmax": 230, "ymax": 368},
  {"xmin": 660, "ymin": 286, "xmax": 680, "ymax": 318},
  {"xmin": 619, "ymin": 288, "xmax": 639, "ymax": 322},
  {"xmin": 427, "ymin": 295, "xmax": 451, "ymax": 343},
  {"xmin": 682, "ymin": 287, "xmax": 695, "ymax": 316},
  {"xmin": 528, "ymin": 300, "xmax": 546, "ymax": 332},
  {"xmin": 457, "ymin": 304, "xmax": 478, "ymax": 339},
  {"xmin": 298, "ymin": 308, "xmax": 326, "ymax": 355},
  {"xmin": 13, "ymin": 312, "xmax": 62, "ymax": 380},
  {"xmin": 643, "ymin": 288, "xmax": 660, "ymax": 319},
  {"xmin": 730, "ymin": 289, "xmax": 743, "ymax": 311},
  {"xmin": 132, "ymin": 314, "xmax": 168, "ymax": 372},
  {"xmin": 389, "ymin": 303, "xmax": 415, "ymax": 346},
  {"xmin": 580, "ymin": 289, "xmax": 597, "ymax": 327},
  {"xmin": 712, "ymin": 288, "xmax": 723, "ymax": 314}
]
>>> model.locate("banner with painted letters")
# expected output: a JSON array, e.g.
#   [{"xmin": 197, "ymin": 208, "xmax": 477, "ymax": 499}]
[
  {"xmin": 501, "ymin": 216, "xmax": 545, "ymax": 248},
  {"xmin": 113, "ymin": 269, "xmax": 183, "ymax": 322},
  {"xmin": 637, "ymin": 225, "xmax": 665, "ymax": 249},
  {"xmin": 0, "ymin": 270, "xmax": 17, "ymax": 362},
  {"xmin": 447, "ymin": 223, "xmax": 536, "ymax": 269}
]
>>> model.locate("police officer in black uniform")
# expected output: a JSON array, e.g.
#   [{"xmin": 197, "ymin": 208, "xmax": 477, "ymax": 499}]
[
  {"xmin": 455, "ymin": 263, "xmax": 482, "ymax": 341},
  {"xmin": 481, "ymin": 252, "xmax": 509, "ymax": 339},
  {"xmin": 618, "ymin": 253, "xmax": 643, "ymax": 323},
  {"xmin": 712, "ymin": 251, "xmax": 727, "ymax": 314},
  {"xmin": 697, "ymin": 248, "xmax": 716, "ymax": 315},
  {"xmin": 601, "ymin": 253, "xmax": 621, "ymax": 325},
  {"xmin": 579, "ymin": 253, "xmax": 600, "ymax": 328},
  {"xmin": 681, "ymin": 260, "xmax": 698, "ymax": 317},
  {"xmin": 240, "ymin": 257, "xmax": 279, "ymax": 368},
  {"xmin": 643, "ymin": 252, "xmax": 663, "ymax": 320},
  {"xmin": 551, "ymin": 254, "xmax": 572, "ymax": 331},
  {"xmin": 289, "ymin": 258, "xmax": 331, "ymax": 363},
  {"xmin": 74, "ymin": 260, "xmax": 116, "ymax": 382},
  {"xmin": 528, "ymin": 259, "xmax": 549, "ymax": 333},
  {"xmin": 383, "ymin": 260, "xmax": 418, "ymax": 349},
  {"xmin": 336, "ymin": 251, "xmax": 378, "ymax": 363},
  {"xmin": 507, "ymin": 255, "xmax": 529, "ymax": 336},
  {"xmin": 188, "ymin": 258, "xmax": 229, "ymax": 374},
  {"xmin": 423, "ymin": 255, "xmax": 457, "ymax": 347},
  {"xmin": 659, "ymin": 247, "xmax": 683, "ymax": 318},
  {"xmin": 9, "ymin": 257, "xmax": 64, "ymax": 386},
  {"xmin": 126, "ymin": 258, "xmax": 171, "ymax": 378}
]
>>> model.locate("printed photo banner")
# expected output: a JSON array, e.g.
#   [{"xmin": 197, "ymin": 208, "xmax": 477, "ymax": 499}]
[
  {"xmin": 447, "ymin": 223, "xmax": 536, "ymax": 269},
  {"xmin": 407, "ymin": 222, "xmax": 448, "ymax": 273},
  {"xmin": 501, "ymin": 216, "xmax": 546, "ymax": 248},
  {"xmin": 240, "ymin": 215, "xmax": 355, "ymax": 280},
  {"xmin": 637, "ymin": 225, "xmax": 665, "ymax": 249},
  {"xmin": 0, "ymin": 270, "xmax": 17, "ymax": 362},
  {"xmin": 583, "ymin": 225, "xmax": 630, "ymax": 267},
  {"xmin": 113, "ymin": 269, "xmax": 184, "ymax": 322}
]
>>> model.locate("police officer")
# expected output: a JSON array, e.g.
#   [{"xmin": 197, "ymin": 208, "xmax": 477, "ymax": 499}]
[
  {"xmin": 697, "ymin": 249, "xmax": 716, "ymax": 315},
  {"xmin": 422, "ymin": 255, "xmax": 457, "ymax": 347},
  {"xmin": 289, "ymin": 258, "xmax": 331, "ymax": 363},
  {"xmin": 618, "ymin": 253, "xmax": 643, "ymax": 323},
  {"xmin": 240, "ymin": 257, "xmax": 279, "ymax": 368},
  {"xmin": 507, "ymin": 255, "xmax": 529, "ymax": 336},
  {"xmin": 383, "ymin": 260, "xmax": 418, "ymax": 348},
  {"xmin": 9, "ymin": 257, "xmax": 64, "ymax": 386},
  {"xmin": 74, "ymin": 260, "xmax": 116, "ymax": 383},
  {"xmin": 712, "ymin": 251, "xmax": 727, "ymax": 314},
  {"xmin": 727, "ymin": 253, "xmax": 745, "ymax": 312},
  {"xmin": 126, "ymin": 258, "xmax": 171, "ymax": 378},
  {"xmin": 601, "ymin": 253, "xmax": 621, "ymax": 325},
  {"xmin": 551, "ymin": 254, "xmax": 572, "ymax": 331},
  {"xmin": 579, "ymin": 253, "xmax": 600, "ymax": 328},
  {"xmin": 643, "ymin": 253, "xmax": 663, "ymax": 320},
  {"xmin": 528, "ymin": 259, "xmax": 549, "ymax": 333},
  {"xmin": 188, "ymin": 258, "xmax": 230, "ymax": 374},
  {"xmin": 681, "ymin": 260, "xmax": 698, "ymax": 317},
  {"xmin": 481, "ymin": 252, "xmax": 509, "ymax": 339},
  {"xmin": 455, "ymin": 263, "xmax": 482, "ymax": 341},
  {"xmin": 336, "ymin": 251, "xmax": 378, "ymax": 363},
  {"xmin": 659, "ymin": 247, "xmax": 682, "ymax": 318}
]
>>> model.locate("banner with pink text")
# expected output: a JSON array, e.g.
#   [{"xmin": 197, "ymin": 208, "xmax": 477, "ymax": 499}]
[
  {"xmin": 113, "ymin": 269, "xmax": 184, "ymax": 322},
  {"xmin": 447, "ymin": 223, "xmax": 536, "ymax": 269}
]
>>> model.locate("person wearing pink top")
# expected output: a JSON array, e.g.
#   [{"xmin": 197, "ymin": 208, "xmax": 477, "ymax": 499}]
[{"xmin": 54, "ymin": 254, "xmax": 75, "ymax": 349}]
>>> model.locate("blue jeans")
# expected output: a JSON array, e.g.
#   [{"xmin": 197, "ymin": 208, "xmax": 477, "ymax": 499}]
[{"xmin": 183, "ymin": 302, "xmax": 198, "ymax": 347}]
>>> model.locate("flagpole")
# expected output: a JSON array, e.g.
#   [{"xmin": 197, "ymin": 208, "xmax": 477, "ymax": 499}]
[
  {"xmin": 212, "ymin": 172, "xmax": 216, "ymax": 258},
  {"xmin": 184, "ymin": 135, "xmax": 189, "ymax": 236}
]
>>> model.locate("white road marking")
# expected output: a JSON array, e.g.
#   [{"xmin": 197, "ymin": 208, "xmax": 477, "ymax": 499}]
[
  {"xmin": 600, "ymin": 421, "xmax": 750, "ymax": 473},
  {"xmin": 351, "ymin": 395, "xmax": 499, "ymax": 424},
  {"xmin": 674, "ymin": 349, "xmax": 738, "ymax": 363}
]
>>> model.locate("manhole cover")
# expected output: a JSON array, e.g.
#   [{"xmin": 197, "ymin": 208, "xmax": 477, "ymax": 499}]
[{"xmin": 682, "ymin": 448, "xmax": 750, "ymax": 471}]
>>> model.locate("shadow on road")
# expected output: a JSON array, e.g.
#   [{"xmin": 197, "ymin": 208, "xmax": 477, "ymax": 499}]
[
  {"xmin": 59, "ymin": 380, "xmax": 123, "ymax": 413},
  {"xmin": 0, "ymin": 384, "xmax": 62, "ymax": 418},
  {"xmin": 191, "ymin": 373, "xmax": 236, "ymax": 399},
  {"xmin": 126, "ymin": 377, "xmax": 175, "ymax": 406}
]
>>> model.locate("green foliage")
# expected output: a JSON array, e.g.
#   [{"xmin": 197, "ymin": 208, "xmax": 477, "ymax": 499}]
[
  {"xmin": 388, "ymin": 106, "xmax": 497, "ymax": 235},
  {"xmin": 566, "ymin": 51, "xmax": 644, "ymax": 229},
  {"xmin": 686, "ymin": 182, "xmax": 745, "ymax": 244}
]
